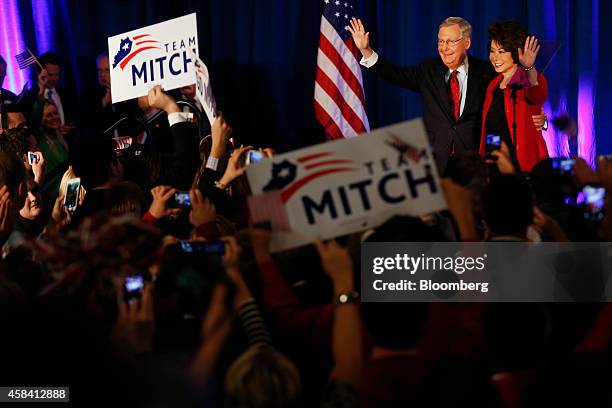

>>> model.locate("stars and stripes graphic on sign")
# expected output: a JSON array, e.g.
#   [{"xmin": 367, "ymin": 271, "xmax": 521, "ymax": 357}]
[
  {"xmin": 15, "ymin": 49, "xmax": 37, "ymax": 70},
  {"xmin": 315, "ymin": 0, "xmax": 370, "ymax": 140},
  {"xmin": 112, "ymin": 34, "xmax": 162, "ymax": 70},
  {"xmin": 262, "ymin": 152, "xmax": 358, "ymax": 202}
]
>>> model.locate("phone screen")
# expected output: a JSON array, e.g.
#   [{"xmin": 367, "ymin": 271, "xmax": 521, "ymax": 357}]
[
  {"xmin": 173, "ymin": 192, "xmax": 191, "ymax": 208},
  {"xmin": 551, "ymin": 158, "xmax": 575, "ymax": 175},
  {"xmin": 485, "ymin": 134, "xmax": 501, "ymax": 157},
  {"xmin": 582, "ymin": 184, "xmax": 606, "ymax": 221},
  {"xmin": 124, "ymin": 275, "xmax": 144, "ymax": 302},
  {"xmin": 63, "ymin": 178, "xmax": 81, "ymax": 212},
  {"xmin": 248, "ymin": 150, "xmax": 264, "ymax": 165},
  {"xmin": 27, "ymin": 152, "xmax": 38, "ymax": 165},
  {"xmin": 179, "ymin": 241, "xmax": 225, "ymax": 254}
]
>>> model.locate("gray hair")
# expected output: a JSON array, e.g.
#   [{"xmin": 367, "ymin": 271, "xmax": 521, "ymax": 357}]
[{"xmin": 439, "ymin": 17, "xmax": 473, "ymax": 38}]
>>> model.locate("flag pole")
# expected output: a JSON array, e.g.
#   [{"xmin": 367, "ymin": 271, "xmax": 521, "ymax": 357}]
[{"xmin": 27, "ymin": 48, "xmax": 44, "ymax": 71}]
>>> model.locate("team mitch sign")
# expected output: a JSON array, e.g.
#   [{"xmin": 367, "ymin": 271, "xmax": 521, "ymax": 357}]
[{"xmin": 108, "ymin": 13, "xmax": 199, "ymax": 103}]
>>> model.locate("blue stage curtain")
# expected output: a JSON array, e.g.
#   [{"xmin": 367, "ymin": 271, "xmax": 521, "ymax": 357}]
[{"xmin": 4, "ymin": 0, "xmax": 607, "ymax": 158}]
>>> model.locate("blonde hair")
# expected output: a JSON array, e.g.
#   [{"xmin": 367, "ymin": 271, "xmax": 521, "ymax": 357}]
[
  {"xmin": 439, "ymin": 17, "xmax": 473, "ymax": 38},
  {"xmin": 225, "ymin": 346, "xmax": 302, "ymax": 408}
]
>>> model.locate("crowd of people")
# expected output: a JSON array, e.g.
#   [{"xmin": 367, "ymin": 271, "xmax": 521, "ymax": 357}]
[{"xmin": 0, "ymin": 15, "xmax": 611, "ymax": 408}]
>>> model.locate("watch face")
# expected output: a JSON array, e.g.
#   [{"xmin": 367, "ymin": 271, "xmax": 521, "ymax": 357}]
[{"xmin": 339, "ymin": 294, "xmax": 349, "ymax": 303}]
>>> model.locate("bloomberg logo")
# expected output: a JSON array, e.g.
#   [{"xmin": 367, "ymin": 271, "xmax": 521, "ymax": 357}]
[{"xmin": 112, "ymin": 34, "xmax": 197, "ymax": 86}]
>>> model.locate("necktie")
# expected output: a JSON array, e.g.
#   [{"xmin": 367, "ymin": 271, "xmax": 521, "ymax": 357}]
[
  {"xmin": 449, "ymin": 70, "xmax": 460, "ymax": 121},
  {"xmin": 46, "ymin": 89, "xmax": 54, "ymax": 102}
]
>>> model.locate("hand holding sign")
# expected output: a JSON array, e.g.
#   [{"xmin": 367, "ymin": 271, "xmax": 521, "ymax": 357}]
[
  {"xmin": 212, "ymin": 113, "xmax": 231, "ymax": 141},
  {"xmin": 314, "ymin": 239, "xmax": 354, "ymax": 293},
  {"xmin": 147, "ymin": 85, "xmax": 179, "ymax": 114}
]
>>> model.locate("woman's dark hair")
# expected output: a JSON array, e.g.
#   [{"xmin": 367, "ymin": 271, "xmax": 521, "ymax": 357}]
[
  {"xmin": 488, "ymin": 20, "xmax": 530, "ymax": 63},
  {"xmin": 0, "ymin": 150, "xmax": 25, "ymax": 195},
  {"xmin": 0, "ymin": 126, "xmax": 30, "ymax": 155}
]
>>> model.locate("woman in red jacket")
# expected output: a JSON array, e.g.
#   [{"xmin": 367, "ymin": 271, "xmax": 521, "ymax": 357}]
[{"xmin": 479, "ymin": 21, "xmax": 549, "ymax": 172}]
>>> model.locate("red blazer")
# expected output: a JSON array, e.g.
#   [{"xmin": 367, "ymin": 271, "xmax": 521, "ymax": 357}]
[{"xmin": 479, "ymin": 72, "xmax": 549, "ymax": 172}]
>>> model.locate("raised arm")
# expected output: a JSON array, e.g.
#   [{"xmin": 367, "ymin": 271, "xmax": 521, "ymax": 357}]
[
  {"xmin": 348, "ymin": 18, "xmax": 422, "ymax": 92},
  {"xmin": 147, "ymin": 86, "xmax": 200, "ymax": 189},
  {"xmin": 347, "ymin": 18, "xmax": 374, "ymax": 59},
  {"xmin": 518, "ymin": 36, "xmax": 548, "ymax": 105}
]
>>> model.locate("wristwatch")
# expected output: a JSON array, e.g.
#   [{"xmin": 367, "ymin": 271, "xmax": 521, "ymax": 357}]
[{"xmin": 334, "ymin": 291, "xmax": 360, "ymax": 305}]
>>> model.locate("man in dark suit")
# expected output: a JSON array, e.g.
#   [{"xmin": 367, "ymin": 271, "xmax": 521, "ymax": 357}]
[
  {"xmin": 80, "ymin": 53, "xmax": 140, "ymax": 136},
  {"xmin": 348, "ymin": 17, "xmax": 542, "ymax": 175}
]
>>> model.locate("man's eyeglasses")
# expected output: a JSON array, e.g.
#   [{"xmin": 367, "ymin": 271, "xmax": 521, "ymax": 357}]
[{"xmin": 438, "ymin": 38, "xmax": 464, "ymax": 48}]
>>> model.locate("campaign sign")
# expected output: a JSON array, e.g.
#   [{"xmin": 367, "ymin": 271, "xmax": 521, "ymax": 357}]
[
  {"xmin": 108, "ymin": 13, "xmax": 199, "ymax": 103},
  {"xmin": 190, "ymin": 52, "xmax": 217, "ymax": 125},
  {"xmin": 247, "ymin": 119, "xmax": 447, "ymax": 252}
]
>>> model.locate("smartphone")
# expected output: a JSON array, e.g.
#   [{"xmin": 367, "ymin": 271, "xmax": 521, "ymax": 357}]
[
  {"xmin": 551, "ymin": 158, "xmax": 575, "ymax": 175},
  {"xmin": 171, "ymin": 191, "xmax": 191, "ymax": 208},
  {"xmin": 485, "ymin": 134, "xmax": 501, "ymax": 159},
  {"xmin": 245, "ymin": 150, "xmax": 264, "ymax": 165},
  {"xmin": 582, "ymin": 184, "xmax": 606, "ymax": 222},
  {"xmin": 179, "ymin": 240, "xmax": 225, "ymax": 254},
  {"xmin": 63, "ymin": 177, "xmax": 81, "ymax": 213},
  {"xmin": 123, "ymin": 274, "xmax": 144, "ymax": 302},
  {"xmin": 27, "ymin": 152, "xmax": 39, "ymax": 165}
]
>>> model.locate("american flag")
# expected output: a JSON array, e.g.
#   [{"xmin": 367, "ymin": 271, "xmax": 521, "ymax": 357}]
[
  {"xmin": 15, "ymin": 49, "xmax": 38, "ymax": 70},
  {"xmin": 315, "ymin": 0, "xmax": 370, "ymax": 140}
]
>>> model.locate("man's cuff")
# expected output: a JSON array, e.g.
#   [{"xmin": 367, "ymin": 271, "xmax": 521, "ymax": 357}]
[
  {"xmin": 360, "ymin": 51, "xmax": 379, "ymax": 68},
  {"xmin": 167, "ymin": 111, "xmax": 193, "ymax": 127}
]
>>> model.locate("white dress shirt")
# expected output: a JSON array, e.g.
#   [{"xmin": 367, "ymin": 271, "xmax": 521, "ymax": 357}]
[{"xmin": 46, "ymin": 88, "xmax": 65, "ymax": 124}]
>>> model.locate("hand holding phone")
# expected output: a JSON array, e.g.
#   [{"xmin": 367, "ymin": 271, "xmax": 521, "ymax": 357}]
[
  {"xmin": 27, "ymin": 152, "xmax": 40, "ymax": 165},
  {"xmin": 170, "ymin": 191, "xmax": 192, "ymax": 208}
]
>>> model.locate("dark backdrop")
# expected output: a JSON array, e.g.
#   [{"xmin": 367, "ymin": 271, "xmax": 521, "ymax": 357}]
[{"xmin": 3, "ymin": 0, "xmax": 608, "ymax": 160}]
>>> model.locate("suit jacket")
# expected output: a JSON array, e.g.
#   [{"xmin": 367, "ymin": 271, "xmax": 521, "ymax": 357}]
[
  {"xmin": 79, "ymin": 85, "xmax": 140, "ymax": 136},
  {"xmin": 479, "ymin": 72, "xmax": 549, "ymax": 172},
  {"xmin": 369, "ymin": 55, "xmax": 496, "ymax": 174}
]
